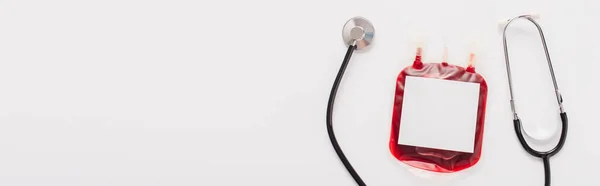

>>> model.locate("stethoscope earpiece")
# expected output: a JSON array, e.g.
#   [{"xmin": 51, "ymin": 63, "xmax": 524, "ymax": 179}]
[
  {"xmin": 502, "ymin": 14, "xmax": 568, "ymax": 186},
  {"xmin": 342, "ymin": 17, "xmax": 374, "ymax": 50}
]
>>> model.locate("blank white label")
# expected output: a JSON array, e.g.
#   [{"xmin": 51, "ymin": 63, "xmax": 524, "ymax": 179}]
[{"xmin": 398, "ymin": 76, "xmax": 480, "ymax": 153}]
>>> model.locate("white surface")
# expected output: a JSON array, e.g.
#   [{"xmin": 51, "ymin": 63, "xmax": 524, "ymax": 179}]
[
  {"xmin": 0, "ymin": 0, "xmax": 596, "ymax": 185},
  {"xmin": 398, "ymin": 76, "xmax": 480, "ymax": 153}
]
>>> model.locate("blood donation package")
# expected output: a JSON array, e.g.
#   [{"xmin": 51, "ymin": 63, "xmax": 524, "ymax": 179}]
[{"xmin": 389, "ymin": 48, "xmax": 488, "ymax": 173}]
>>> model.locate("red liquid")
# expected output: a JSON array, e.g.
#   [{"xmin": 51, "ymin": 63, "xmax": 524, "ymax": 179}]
[{"xmin": 389, "ymin": 62, "xmax": 488, "ymax": 173}]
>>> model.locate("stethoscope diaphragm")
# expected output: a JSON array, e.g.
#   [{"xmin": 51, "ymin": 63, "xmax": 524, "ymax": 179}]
[{"xmin": 342, "ymin": 17, "xmax": 374, "ymax": 50}]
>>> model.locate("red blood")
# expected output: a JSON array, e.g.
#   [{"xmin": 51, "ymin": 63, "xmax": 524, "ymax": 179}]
[{"xmin": 389, "ymin": 62, "xmax": 488, "ymax": 173}]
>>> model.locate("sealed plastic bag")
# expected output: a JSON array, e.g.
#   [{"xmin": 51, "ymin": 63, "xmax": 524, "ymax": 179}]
[{"xmin": 389, "ymin": 49, "xmax": 488, "ymax": 173}]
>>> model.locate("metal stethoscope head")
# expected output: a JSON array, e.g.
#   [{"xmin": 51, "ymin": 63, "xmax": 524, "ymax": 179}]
[
  {"xmin": 327, "ymin": 17, "xmax": 374, "ymax": 186},
  {"xmin": 342, "ymin": 17, "xmax": 375, "ymax": 50},
  {"xmin": 501, "ymin": 14, "xmax": 568, "ymax": 186}
]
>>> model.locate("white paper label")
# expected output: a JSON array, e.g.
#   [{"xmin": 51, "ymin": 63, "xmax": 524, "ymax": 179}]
[{"xmin": 398, "ymin": 76, "xmax": 480, "ymax": 153}]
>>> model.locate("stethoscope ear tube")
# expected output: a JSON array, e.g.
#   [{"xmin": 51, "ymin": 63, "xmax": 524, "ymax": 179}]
[{"xmin": 503, "ymin": 15, "xmax": 568, "ymax": 186}]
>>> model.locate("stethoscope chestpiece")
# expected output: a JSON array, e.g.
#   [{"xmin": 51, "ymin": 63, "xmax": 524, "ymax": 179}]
[
  {"xmin": 327, "ymin": 16, "xmax": 375, "ymax": 186},
  {"xmin": 342, "ymin": 17, "xmax": 374, "ymax": 50}
]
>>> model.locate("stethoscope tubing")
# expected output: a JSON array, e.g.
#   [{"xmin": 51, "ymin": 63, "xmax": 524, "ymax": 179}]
[
  {"xmin": 513, "ymin": 113, "xmax": 568, "ymax": 158},
  {"xmin": 326, "ymin": 44, "xmax": 366, "ymax": 186},
  {"xmin": 502, "ymin": 15, "xmax": 569, "ymax": 186}
]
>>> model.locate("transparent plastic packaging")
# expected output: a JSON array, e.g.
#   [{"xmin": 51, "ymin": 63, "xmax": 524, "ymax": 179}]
[{"xmin": 389, "ymin": 51, "xmax": 488, "ymax": 173}]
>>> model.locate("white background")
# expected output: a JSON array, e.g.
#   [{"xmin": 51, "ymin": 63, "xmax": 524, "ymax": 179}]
[{"xmin": 0, "ymin": 0, "xmax": 596, "ymax": 185}]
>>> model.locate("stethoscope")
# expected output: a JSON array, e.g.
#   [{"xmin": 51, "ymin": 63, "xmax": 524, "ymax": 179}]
[
  {"xmin": 326, "ymin": 17, "xmax": 374, "ymax": 186},
  {"xmin": 502, "ymin": 15, "xmax": 568, "ymax": 186},
  {"xmin": 328, "ymin": 15, "xmax": 568, "ymax": 186}
]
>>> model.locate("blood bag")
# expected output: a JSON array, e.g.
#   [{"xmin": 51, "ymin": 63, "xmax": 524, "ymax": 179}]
[{"xmin": 389, "ymin": 48, "xmax": 488, "ymax": 173}]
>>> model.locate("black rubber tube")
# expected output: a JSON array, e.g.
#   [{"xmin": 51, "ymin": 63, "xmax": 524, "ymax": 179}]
[
  {"xmin": 513, "ymin": 112, "xmax": 568, "ymax": 186},
  {"xmin": 543, "ymin": 156, "xmax": 551, "ymax": 186},
  {"xmin": 326, "ymin": 44, "xmax": 366, "ymax": 186}
]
